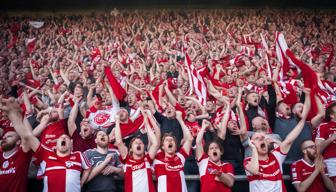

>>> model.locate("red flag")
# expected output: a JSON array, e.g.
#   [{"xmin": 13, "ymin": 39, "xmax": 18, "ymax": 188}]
[
  {"xmin": 104, "ymin": 66, "xmax": 126, "ymax": 101},
  {"xmin": 25, "ymin": 38, "xmax": 36, "ymax": 54}
]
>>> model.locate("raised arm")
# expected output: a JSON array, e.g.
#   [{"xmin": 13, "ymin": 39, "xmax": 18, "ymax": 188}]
[
  {"xmin": 310, "ymin": 96, "xmax": 325, "ymax": 129},
  {"xmin": 145, "ymin": 110, "xmax": 161, "ymax": 143},
  {"xmin": 176, "ymin": 111, "xmax": 193, "ymax": 154},
  {"xmin": 114, "ymin": 115, "xmax": 128, "ymax": 160},
  {"xmin": 67, "ymin": 98, "xmax": 79, "ymax": 136},
  {"xmin": 32, "ymin": 114, "xmax": 50, "ymax": 137},
  {"xmin": 106, "ymin": 83, "xmax": 120, "ymax": 108},
  {"xmin": 195, "ymin": 120, "xmax": 210, "ymax": 160},
  {"xmin": 0, "ymin": 97, "xmax": 40, "ymax": 152},
  {"xmin": 245, "ymin": 140, "xmax": 259, "ymax": 175},
  {"xmin": 280, "ymin": 88, "xmax": 310, "ymax": 154},
  {"xmin": 144, "ymin": 115, "xmax": 160, "ymax": 160},
  {"xmin": 217, "ymin": 101, "xmax": 231, "ymax": 140},
  {"xmin": 60, "ymin": 67, "xmax": 71, "ymax": 86},
  {"xmin": 164, "ymin": 82, "xmax": 177, "ymax": 106}
]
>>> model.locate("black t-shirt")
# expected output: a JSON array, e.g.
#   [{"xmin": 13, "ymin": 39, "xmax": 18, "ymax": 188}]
[
  {"xmin": 220, "ymin": 132, "xmax": 244, "ymax": 163},
  {"xmin": 200, "ymin": 130, "xmax": 243, "ymax": 162},
  {"xmin": 154, "ymin": 111, "xmax": 183, "ymax": 145}
]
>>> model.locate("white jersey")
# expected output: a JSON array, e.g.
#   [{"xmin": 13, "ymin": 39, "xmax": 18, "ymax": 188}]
[{"xmin": 87, "ymin": 105, "xmax": 120, "ymax": 130}]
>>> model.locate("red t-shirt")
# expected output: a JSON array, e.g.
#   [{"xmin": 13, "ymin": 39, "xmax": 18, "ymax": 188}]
[
  {"xmin": 315, "ymin": 121, "xmax": 336, "ymax": 159},
  {"xmin": 291, "ymin": 159, "xmax": 328, "ymax": 192},
  {"xmin": 71, "ymin": 130, "xmax": 96, "ymax": 152},
  {"xmin": 0, "ymin": 147, "xmax": 33, "ymax": 192},
  {"xmin": 198, "ymin": 153, "xmax": 234, "ymax": 192}
]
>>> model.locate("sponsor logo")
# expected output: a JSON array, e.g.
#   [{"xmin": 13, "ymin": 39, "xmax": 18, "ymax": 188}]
[
  {"xmin": 48, "ymin": 156, "xmax": 57, "ymax": 160},
  {"xmin": 0, "ymin": 168, "xmax": 15, "ymax": 175},
  {"xmin": 259, "ymin": 169, "xmax": 281, "ymax": 178},
  {"xmin": 2, "ymin": 160, "xmax": 9, "ymax": 169},
  {"xmin": 45, "ymin": 134, "xmax": 56, "ymax": 139},
  {"xmin": 302, "ymin": 171, "xmax": 313, "ymax": 176},
  {"xmin": 70, "ymin": 156, "xmax": 76, "ymax": 160},
  {"xmin": 132, "ymin": 162, "xmax": 145, "ymax": 171},
  {"xmin": 165, "ymin": 164, "xmax": 183, "ymax": 171}
]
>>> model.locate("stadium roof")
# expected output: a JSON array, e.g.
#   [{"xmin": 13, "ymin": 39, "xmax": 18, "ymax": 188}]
[{"xmin": 1, "ymin": 0, "xmax": 336, "ymax": 11}]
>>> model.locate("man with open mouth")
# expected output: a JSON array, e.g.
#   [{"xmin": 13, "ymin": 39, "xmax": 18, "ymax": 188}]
[
  {"xmin": 196, "ymin": 120, "xmax": 235, "ymax": 192},
  {"xmin": 83, "ymin": 130, "xmax": 123, "ymax": 192},
  {"xmin": 113, "ymin": 111, "xmax": 160, "ymax": 192},
  {"xmin": 153, "ymin": 111, "xmax": 193, "ymax": 192},
  {"xmin": 0, "ymin": 97, "xmax": 92, "ymax": 192},
  {"xmin": 244, "ymin": 88, "xmax": 311, "ymax": 192},
  {"xmin": 68, "ymin": 97, "xmax": 96, "ymax": 152}
]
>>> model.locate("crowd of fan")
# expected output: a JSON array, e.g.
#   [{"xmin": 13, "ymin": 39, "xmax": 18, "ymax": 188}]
[{"xmin": 0, "ymin": 8, "xmax": 335, "ymax": 192}]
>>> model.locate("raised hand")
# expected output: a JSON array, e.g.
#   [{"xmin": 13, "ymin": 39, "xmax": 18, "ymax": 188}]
[
  {"xmin": 0, "ymin": 97, "xmax": 22, "ymax": 116},
  {"xmin": 175, "ymin": 110, "xmax": 183, "ymax": 119}
]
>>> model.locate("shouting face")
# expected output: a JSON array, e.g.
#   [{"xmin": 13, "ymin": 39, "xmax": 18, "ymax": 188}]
[
  {"xmin": 162, "ymin": 135, "xmax": 177, "ymax": 156},
  {"xmin": 56, "ymin": 134, "xmax": 72, "ymax": 154},
  {"xmin": 207, "ymin": 142, "xmax": 223, "ymax": 163}
]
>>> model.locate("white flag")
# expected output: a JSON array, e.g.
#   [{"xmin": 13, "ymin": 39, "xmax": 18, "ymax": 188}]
[{"xmin": 29, "ymin": 21, "xmax": 44, "ymax": 29}]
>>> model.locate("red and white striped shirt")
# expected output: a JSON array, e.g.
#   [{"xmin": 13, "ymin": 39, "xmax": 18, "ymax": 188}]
[
  {"xmin": 35, "ymin": 144, "xmax": 91, "ymax": 192},
  {"xmin": 198, "ymin": 153, "xmax": 234, "ymax": 192},
  {"xmin": 153, "ymin": 148, "xmax": 189, "ymax": 192},
  {"xmin": 244, "ymin": 147, "xmax": 287, "ymax": 192},
  {"xmin": 120, "ymin": 153, "xmax": 155, "ymax": 192}
]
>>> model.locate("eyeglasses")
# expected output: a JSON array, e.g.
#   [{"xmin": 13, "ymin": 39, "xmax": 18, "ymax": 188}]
[{"xmin": 303, "ymin": 145, "xmax": 316, "ymax": 150}]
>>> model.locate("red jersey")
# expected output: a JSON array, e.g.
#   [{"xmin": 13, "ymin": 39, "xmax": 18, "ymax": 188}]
[
  {"xmin": 71, "ymin": 130, "xmax": 96, "ymax": 152},
  {"xmin": 198, "ymin": 153, "xmax": 234, "ymax": 192},
  {"xmin": 316, "ymin": 121, "xmax": 336, "ymax": 177},
  {"xmin": 120, "ymin": 153, "xmax": 155, "ymax": 192},
  {"xmin": 315, "ymin": 121, "xmax": 336, "ymax": 159},
  {"xmin": 40, "ymin": 119, "xmax": 67, "ymax": 150},
  {"xmin": 0, "ymin": 147, "xmax": 33, "ymax": 192},
  {"xmin": 35, "ymin": 144, "xmax": 91, "ymax": 192},
  {"xmin": 153, "ymin": 148, "xmax": 189, "ymax": 192},
  {"xmin": 244, "ymin": 147, "xmax": 287, "ymax": 192},
  {"xmin": 291, "ymin": 159, "xmax": 328, "ymax": 192}
]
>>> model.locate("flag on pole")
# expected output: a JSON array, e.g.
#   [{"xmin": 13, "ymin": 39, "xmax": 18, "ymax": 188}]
[{"xmin": 184, "ymin": 53, "xmax": 207, "ymax": 105}]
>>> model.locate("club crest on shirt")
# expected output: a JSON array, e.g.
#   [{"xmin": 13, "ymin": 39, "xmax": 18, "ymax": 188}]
[
  {"xmin": 2, "ymin": 160, "xmax": 9, "ymax": 169},
  {"xmin": 94, "ymin": 112, "xmax": 110, "ymax": 125},
  {"xmin": 65, "ymin": 161, "xmax": 75, "ymax": 168}
]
